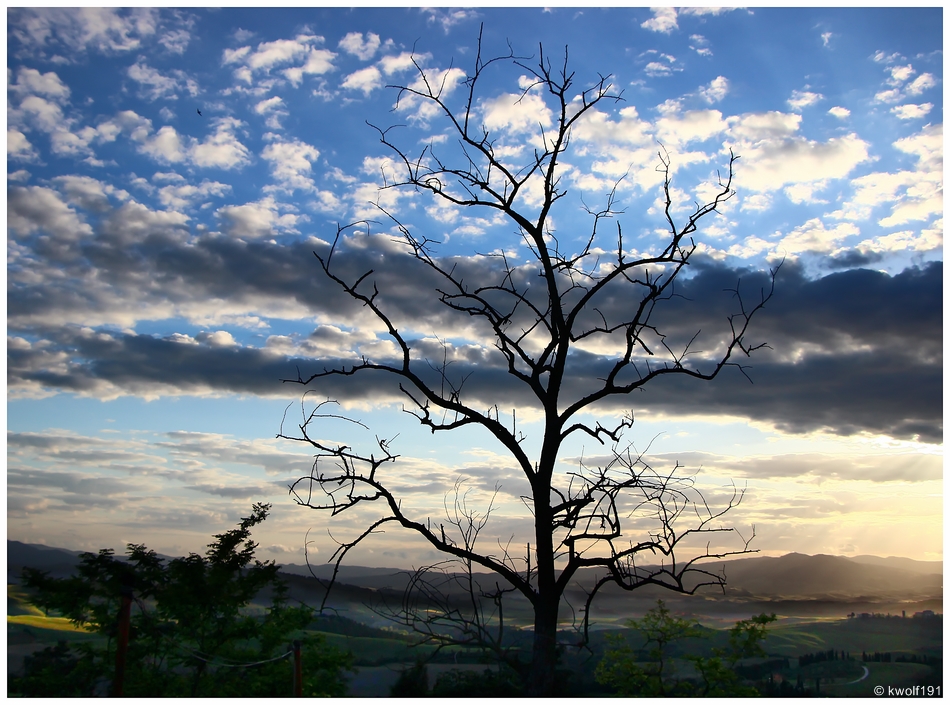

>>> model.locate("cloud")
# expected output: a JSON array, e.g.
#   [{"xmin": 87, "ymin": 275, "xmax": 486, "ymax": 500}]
[
  {"xmin": 341, "ymin": 66, "xmax": 383, "ymax": 95},
  {"xmin": 379, "ymin": 52, "xmax": 419, "ymax": 76},
  {"xmin": 655, "ymin": 109, "xmax": 728, "ymax": 148},
  {"xmin": 424, "ymin": 8, "xmax": 479, "ymax": 33},
  {"xmin": 729, "ymin": 128, "xmax": 871, "ymax": 193},
  {"xmin": 216, "ymin": 196, "xmax": 304, "ymax": 239},
  {"xmin": 573, "ymin": 106, "xmax": 652, "ymax": 152},
  {"xmin": 6, "ymin": 428, "xmax": 313, "ymax": 550},
  {"xmin": 749, "ymin": 218, "xmax": 859, "ymax": 255},
  {"xmin": 127, "ymin": 58, "xmax": 198, "ymax": 101},
  {"xmin": 699, "ymin": 76, "xmax": 729, "ymax": 103},
  {"xmin": 338, "ymin": 31, "xmax": 381, "ymax": 61},
  {"xmin": 641, "ymin": 7, "xmax": 736, "ymax": 34},
  {"xmin": 9, "ymin": 7, "xmax": 160, "ymax": 56},
  {"xmin": 688, "ymin": 34, "xmax": 712, "ymax": 57},
  {"xmin": 8, "ymin": 185, "xmax": 94, "ymax": 242},
  {"xmin": 254, "ymin": 96, "xmax": 289, "ymax": 129},
  {"xmin": 156, "ymin": 178, "xmax": 231, "ymax": 210},
  {"xmin": 599, "ymin": 450, "xmax": 941, "ymax": 484},
  {"xmin": 8, "ymin": 129, "xmax": 39, "ymax": 161},
  {"xmin": 828, "ymin": 106, "xmax": 850, "ymax": 119},
  {"xmin": 261, "ymin": 137, "xmax": 321, "ymax": 192},
  {"xmin": 9, "ymin": 67, "xmax": 71, "ymax": 100},
  {"xmin": 481, "ymin": 91, "xmax": 553, "ymax": 134},
  {"xmin": 787, "ymin": 89, "xmax": 823, "ymax": 111},
  {"xmin": 641, "ymin": 52, "xmax": 681, "ymax": 78},
  {"xmin": 247, "ymin": 38, "xmax": 309, "ymax": 71},
  {"xmin": 891, "ymin": 103, "xmax": 933, "ymax": 120},
  {"xmin": 139, "ymin": 125, "xmax": 188, "ymax": 163},
  {"xmin": 389, "ymin": 65, "xmax": 467, "ymax": 123},
  {"xmin": 873, "ymin": 59, "xmax": 937, "ymax": 104},
  {"xmin": 159, "ymin": 27, "xmax": 192, "ymax": 54},
  {"xmin": 615, "ymin": 261, "xmax": 943, "ymax": 442},
  {"xmin": 193, "ymin": 118, "xmax": 251, "ymax": 169},
  {"xmin": 835, "ymin": 124, "xmax": 941, "ymax": 228},
  {"xmin": 131, "ymin": 115, "xmax": 250, "ymax": 170},
  {"xmin": 906, "ymin": 73, "xmax": 937, "ymax": 95},
  {"xmin": 641, "ymin": 7, "xmax": 679, "ymax": 33},
  {"xmin": 283, "ymin": 48, "xmax": 336, "ymax": 86},
  {"xmin": 15, "ymin": 95, "xmax": 68, "ymax": 133},
  {"xmin": 224, "ymin": 34, "xmax": 337, "ymax": 88},
  {"xmin": 7, "ymin": 199, "xmax": 941, "ymax": 444},
  {"xmin": 55, "ymin": 175, "xmax": 129, "ymax": 213},
  {"xmin": 223, "ymin": 45, "xmax": 252, "ymax": 65}
]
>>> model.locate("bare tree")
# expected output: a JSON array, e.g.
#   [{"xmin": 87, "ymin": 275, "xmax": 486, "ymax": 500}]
[{"xmin": 280, "ymin": 32, "xmax": 777, "ymax": 696}]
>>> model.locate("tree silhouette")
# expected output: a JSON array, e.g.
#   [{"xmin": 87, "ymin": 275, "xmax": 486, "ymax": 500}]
[
  {"xmin": 18, "ymin": 505, "xmax": 352, "ymax": 697},
  {"xmin": 281, "ymin": 29, "xmax": 777, "ymax": 696}
]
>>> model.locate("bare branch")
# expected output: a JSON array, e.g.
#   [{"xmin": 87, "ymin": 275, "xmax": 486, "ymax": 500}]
[{"xmin": 284, "ymin": 32, "xmax": 773, "ymax": 694}]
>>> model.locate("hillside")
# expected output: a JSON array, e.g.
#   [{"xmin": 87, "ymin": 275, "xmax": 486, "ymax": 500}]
[{"xmin": 9, "ymin": 541, "xmax": 942, "ymax": 623}]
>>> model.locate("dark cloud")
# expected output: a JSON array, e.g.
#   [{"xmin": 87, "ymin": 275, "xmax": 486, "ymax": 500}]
[
  {"xmin": 824, "ymin": 249, "xmax": 885, "ymax": 270},
  {"xmin": 8, "ymin": 466, "xmax": 139, "ymax": 497},
  {"xmin": 6, "ymin": 181, "xmax": 942, "ymax": 443},
  {"xmin": 184, "ymin": 483, "xmax": 277, "ymax": 499}
]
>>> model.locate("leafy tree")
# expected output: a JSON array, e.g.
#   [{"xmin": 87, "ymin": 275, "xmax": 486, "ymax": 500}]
[
  {"xmin": 596, "ymin": 600, "xmax": 704, "ymax": 696},
  {"xmin": 15, "ymin": 504, "xmax": 352, "ymax": 697},
  {"xmin": 389, "ymin": 660, "xmax": 430, "ymax": 697},
  {"xmin": 282, "ymin": 28, "xmax": 776, "ymax": 696},
  {"xmin": 596, "ymin": 600, "xmax": 776, "ymax": 696},
  {"xmin": 9, "ymin": 640, "xmax": 102, "ymax": 697}
]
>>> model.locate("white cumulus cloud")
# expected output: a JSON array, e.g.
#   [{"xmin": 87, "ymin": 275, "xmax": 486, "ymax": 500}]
[
  {"xmin": 891, "ymin": 103, "xmax": 933, "ymax": 120},
  {"xmin": 338, "ymin": 31, "xmax": 381, "ymax": 61}
]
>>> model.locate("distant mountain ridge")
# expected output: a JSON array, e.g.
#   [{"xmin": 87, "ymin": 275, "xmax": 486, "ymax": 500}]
[
  {"xmin": 8, "ymin": 540, "xmax": 941, "ymax": 602},
  {"xmin": 707, "ymin": 552, "xmax": 942, "ymax": 599}
]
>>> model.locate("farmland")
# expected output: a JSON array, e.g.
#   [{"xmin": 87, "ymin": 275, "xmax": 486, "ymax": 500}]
[{"xmin": 8, "ymin": 543, "xmax": 942, "ymax": 697}]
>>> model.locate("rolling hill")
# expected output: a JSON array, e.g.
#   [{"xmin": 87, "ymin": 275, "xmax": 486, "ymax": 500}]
[{"xmin": 9, "ymin": 540, "xmax": 942, "ymax": 623}]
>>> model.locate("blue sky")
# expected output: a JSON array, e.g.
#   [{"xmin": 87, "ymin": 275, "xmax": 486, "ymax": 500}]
[{"xmin": 7, "ymin": 7, "xmax": 943, "ymax": 567}]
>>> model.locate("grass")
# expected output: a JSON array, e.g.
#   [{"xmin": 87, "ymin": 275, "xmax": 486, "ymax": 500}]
[
  {"xmin": 8, "ymin": 584, "xmax": 99, "ymax": 638},
  {"xmin": 763, "ymin": 617, "xmax": 942, "ymax": 656},
  {"xmin": 8, "ymin": 585, "xmax": 44, "ymax": 617},
  {"xmin": 310, "ymin": 630, "xmax": 437, "ymax": 666}
]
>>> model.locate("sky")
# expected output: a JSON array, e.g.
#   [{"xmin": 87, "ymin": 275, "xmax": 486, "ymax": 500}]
[{"xmin": 6, "ymin": 7, "xmax": 943, "ymax": 570}]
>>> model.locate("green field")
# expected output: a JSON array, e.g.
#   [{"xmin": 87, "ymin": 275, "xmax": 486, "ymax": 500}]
[
  {"xmin": 8, "ymin": 586, "xmax": 102, "ymax": 646},
  {"xmin": 8, "ymin": 585, "xmax": 44, "ymax": 617},
  {"xmin": 764, "ymin": 616, "xmax": 942, "ymax": 657},
  {"xmin": 315, "ymin": 631, "xmax": 435, "ymax": 666},
  {"xmin": 8, "ymin": 614, "xmax": 94, "ymax": 633}
]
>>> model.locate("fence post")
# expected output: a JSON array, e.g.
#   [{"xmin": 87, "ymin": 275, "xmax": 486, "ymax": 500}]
[
  {"xmin": 113, "ymin": 586, "xmax": 133, "ymax": 697},
  {"xmin": 293, "ymin": 640, "xmax": 302, "ymax": 697}
]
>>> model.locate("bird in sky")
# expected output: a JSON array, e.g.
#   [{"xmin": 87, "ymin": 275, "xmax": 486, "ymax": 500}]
[{"xmin": 196, "ymin": 108, "xmax": 202, "ymax": 116}]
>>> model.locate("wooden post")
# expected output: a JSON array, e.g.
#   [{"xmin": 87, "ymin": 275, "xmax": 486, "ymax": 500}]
[
  {"xmin": 113, "ymin": 586, "xmax": 133, "ymax": 697},
  {"xmin": 293, "ymin": 640, "xmax": 302, "ymax": 697}
]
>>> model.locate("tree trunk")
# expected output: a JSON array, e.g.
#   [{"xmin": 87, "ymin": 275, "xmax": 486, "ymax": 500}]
[
  {"xmin": 526, "ymin": 597, "xmax": 560, "ymax": 696},
  {"xmin": 526, "ymin": 467, "xmax": 560, "ymax": 697}
]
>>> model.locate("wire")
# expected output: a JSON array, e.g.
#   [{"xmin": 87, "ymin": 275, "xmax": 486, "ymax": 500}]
[{"xmin": 176, "ymin": 646, "xmax": 294, "ymax": 668}]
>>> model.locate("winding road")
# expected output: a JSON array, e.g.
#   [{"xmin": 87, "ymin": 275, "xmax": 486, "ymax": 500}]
[{"xmin": 845, "ymin": 666, "xmax": 870, "ymax": 685}]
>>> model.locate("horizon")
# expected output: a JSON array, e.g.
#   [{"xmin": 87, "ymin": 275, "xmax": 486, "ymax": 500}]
[
  {"xmin": 7, "ymin": 7, "xmax": 943, "ymax": 568},
  {"xmin": 8, "ymin": 537, "xmax": 943, "ymax": 571}
]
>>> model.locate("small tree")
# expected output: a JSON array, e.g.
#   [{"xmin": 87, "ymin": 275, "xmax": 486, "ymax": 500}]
[
  {"xmin": 18, "ymin": 504, "xmax": 352, "ymax": 697},
  {"xmin": 283, "ymin": 30, "xmax": 776, "ymax": 696},
  {"xmin": 596, "ymin": 599, "xmax": 776, "ymax": 696}
]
